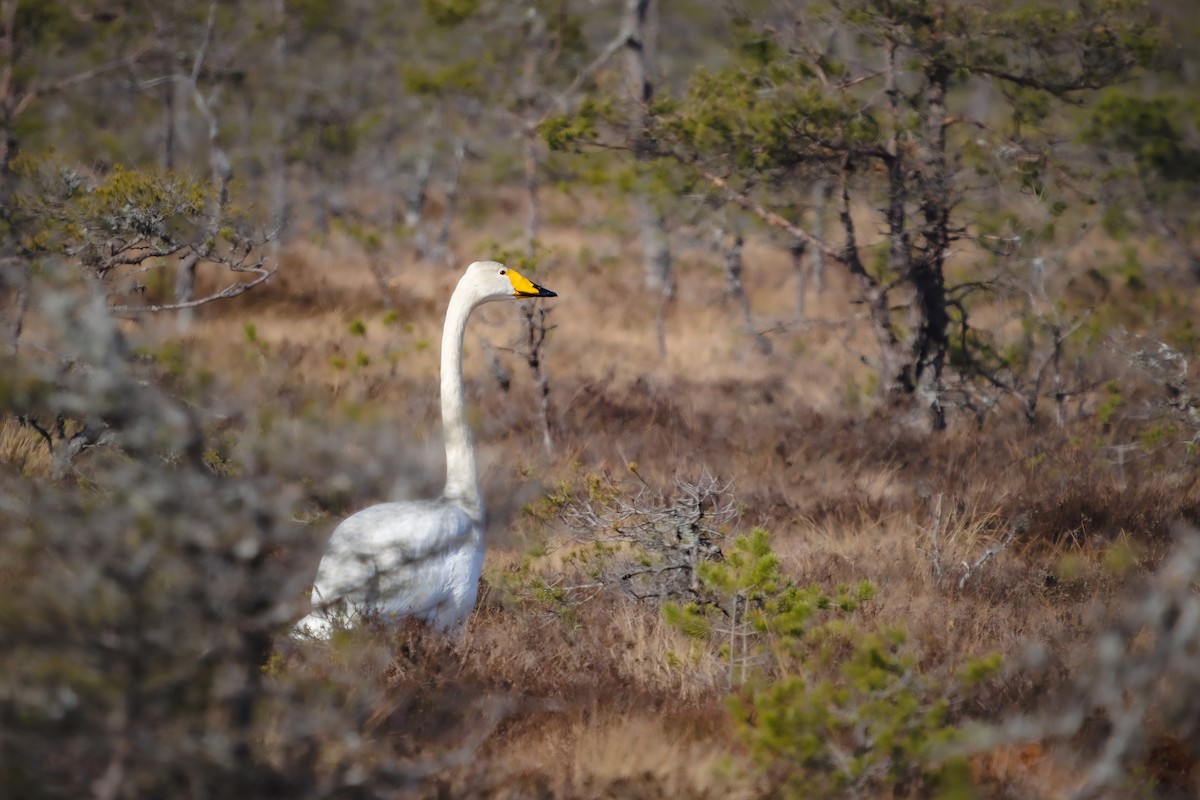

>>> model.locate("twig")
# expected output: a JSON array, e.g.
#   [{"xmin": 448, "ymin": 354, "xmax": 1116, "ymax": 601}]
[
  {"xmin": 926, "ymin": 493, "xmax": 945, "ymax": 587},
  {"xmin": 958, "ymin": 526, "xmax": 1017, "ymax": 590}
]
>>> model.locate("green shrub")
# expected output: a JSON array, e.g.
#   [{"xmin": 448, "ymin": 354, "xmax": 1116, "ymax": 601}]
[{"xmin": 667, "ymin": 529, "xmax": 995, "ymax": 799}]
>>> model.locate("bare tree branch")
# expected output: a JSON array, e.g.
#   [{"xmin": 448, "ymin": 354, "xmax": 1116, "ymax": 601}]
[
  {"xmin": 11, "ymin": 41, "xmax": 153, "ymax": 119},
  {"xmin": 109, "ymin": 262, "xmax": 273, "ymax": 315},
  {"xmin": 695, "ymin": 166, "xmax": 843, "ymax": 264}
]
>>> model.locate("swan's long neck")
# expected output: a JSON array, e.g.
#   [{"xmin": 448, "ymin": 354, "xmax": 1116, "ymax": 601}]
[{"xmin": 440, "ymin": 281, "xmax": 483, "ymax": 519}]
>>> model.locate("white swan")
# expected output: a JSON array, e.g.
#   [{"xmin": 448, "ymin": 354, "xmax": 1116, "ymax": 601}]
[{"xmin": 296, "ymin": 260, "xmax": 557, "ymax": 638}]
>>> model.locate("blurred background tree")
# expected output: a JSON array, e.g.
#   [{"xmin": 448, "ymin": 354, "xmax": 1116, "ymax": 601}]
[{"xmin": 547, "ymin": 0, "xmax": 1169, "ymax": 429}]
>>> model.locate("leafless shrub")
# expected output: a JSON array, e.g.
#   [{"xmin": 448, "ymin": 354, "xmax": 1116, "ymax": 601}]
[
  {"xmin": 1114, "ymin": 332, "xmax": 1200, "ymax": 446},
  {"xmin": 923, "ymin": 492, "xmax": 1024, "ymax": 592},
  {"xmin": 558, "ymin": 470, "xmax": 737, "ymax": 603}
]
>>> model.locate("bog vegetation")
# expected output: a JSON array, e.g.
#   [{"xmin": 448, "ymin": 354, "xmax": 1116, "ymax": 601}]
[{"xmin": 1, "ymin": 1, "xmax": 1199, "ymax": 798}]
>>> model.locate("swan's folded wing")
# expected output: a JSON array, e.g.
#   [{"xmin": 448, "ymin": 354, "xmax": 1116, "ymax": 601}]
[{"xmin": 313, "ymin": 500, "xmax": 474, "ymax": 598}]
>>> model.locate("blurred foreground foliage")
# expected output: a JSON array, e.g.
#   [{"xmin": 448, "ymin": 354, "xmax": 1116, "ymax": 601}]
[{"xmin": 0, "ymin": 272, "xmax": 448, "ymax": 798}]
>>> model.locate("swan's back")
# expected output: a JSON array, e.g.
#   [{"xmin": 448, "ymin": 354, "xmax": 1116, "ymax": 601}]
[{"xmin": 296, "ymin": 498, "xmax": 483, "ymax": 637}]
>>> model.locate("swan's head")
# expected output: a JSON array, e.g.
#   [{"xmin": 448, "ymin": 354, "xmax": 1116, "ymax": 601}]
[{"xmin": 461, "ymin": 260, "xmax": 557, "ymax": 305}]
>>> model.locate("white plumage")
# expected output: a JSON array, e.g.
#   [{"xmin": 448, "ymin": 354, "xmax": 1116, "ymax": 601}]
[{"xmin": 296, "ymin": 261, "xmax": 557, "ymax": 638}]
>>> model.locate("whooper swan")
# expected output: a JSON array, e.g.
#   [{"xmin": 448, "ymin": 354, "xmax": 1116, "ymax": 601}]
[{"xmin": 296, "ymin": 260, "xmax": 557, "ymax": 638}]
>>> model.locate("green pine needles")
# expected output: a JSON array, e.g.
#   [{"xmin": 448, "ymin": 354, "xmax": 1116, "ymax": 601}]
[{"xmin": 666, "ymin": 528, "xmax": 999, "ymax": 799}]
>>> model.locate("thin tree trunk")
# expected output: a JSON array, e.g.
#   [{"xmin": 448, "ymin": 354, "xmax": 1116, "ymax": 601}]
[
  {"xmin": 518, "ymin": 7, "xmax": 554, "ymax": 455},
  {"xmin": 1, "ymin": 255, "xmax": 27, "ymax": 354},
  {"xmin": 407, "ymin": 149, "xmax": 433, "ymax": 257},
  {"xmin": 912, "ymin": 49, "xmax": 951, "ymax": 430},
  {"xmin": 0, "ymin": 3, "xmax": 21, "ymax": 341},
  {"xmin": 406, "ymin": 114, "xmax": 436, "ymax": 259},
  {"xmin": 718, "ymin": 227, "xmax": 770, "ymax": 354},
  {"xmin": 522, "ymin": 303, "xmax": 555, "ymax": 455},
  {"xmin": 0, "ymin": 2, "xmax": 19, "ymax": 214},
  {"xmin": 268, "ymin": 0, "xmax": 289, "ymax": 251},
  {"xmin": 809, "ymin": 179, "xmax": 829, "ymax": 294},
  {"xmin": 162, "ymin": 68, "xmax": 175, "ymax": 171},
  {"xmin": 312, "ymin": 164, "xmax": 332, "ymax": 240},
  {"xmin": 523, "ymin": 128, "xmax": 539, "ymax": 255},
  {"xmin": 433, "ymin": 138, "xmax": 465, "ymax": 265},
  {"xmin": 621, "ymin": 0, "xmax": 673, "ymax": 294},
  {"xmin": 520, "ymin": 9, "xmax": 544, "ymax": 254},
  {"xmin": 836, "ymin": 163, "xmax": 908, "ymax": 392},
  {"xmin": 176, "ymin": 2, "xmax": 232, "ymax": 332},
  {"xmin": 791, "ymin": 238, "xmax": 808, "ymax": 321},
  {"xmin": 883, "ymin": 34, "xmax": 919, "ymax": 403},
  {"xmin": 177, "ymin": 114, "xmax": 231, "ymax": 332},
  {"xmin": 653, "ymin": 278, "xmax": 673, "ymax": 357},
  {"xmin": 174, "ymin": 254, "xmax": 198, "ymax": 325},
  {"xmin": 635, "ymin": 194, "xmax": 671, "ymax": 292},
  {"xmin": 1051, "ymin": 327, "xmax": 1067, "ymax": 428}
]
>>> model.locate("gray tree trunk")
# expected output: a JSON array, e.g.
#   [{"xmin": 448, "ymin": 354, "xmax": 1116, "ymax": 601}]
[
  {"xmin": 635, "ymin": 194, "xmax": 671, "ymax": 292},
  {"xmin": 176, "ymin": 3, "xmax": 233, "ymax": 332},
  {"xmin": 621, "ymin": 0, "xmax": 673, "ymax": 293},
  {"xmin": 161, "ymin": 67, "xmax": 176, "ymax": 171},
  {"xmin": 718, "ymin": 226, "xmax": 770, "ymax": 354},
  {"xmin": 1, "ymin": 256, "xmax": 29, "ymax": 355},
  {"xmin": 432, "ymin": 138, "xmax": 466, "ymax": 265},
  {"xmin": 269, "ymin": 0, "xmax": 289, "ymax": 251},
  {"xmin": 405, "ymin": 142, "xmax": 434, "ymax": 259},
  {"xmin": 809, "ymin": 179, "xmax": 829, "ymax": 295}
]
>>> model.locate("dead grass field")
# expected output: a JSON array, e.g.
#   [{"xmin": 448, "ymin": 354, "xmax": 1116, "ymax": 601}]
[
  {"xmin": 6, "ymin": 186, "xmax": 1200, "ymax": 798},
  {"xmin": 251, "ymin": 192, "xmax": 1200, "ymax": 794}
]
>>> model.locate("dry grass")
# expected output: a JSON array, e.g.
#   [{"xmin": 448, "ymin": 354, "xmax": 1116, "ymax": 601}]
[
  {"xmin": 277, "ymin": 212, "xmax": 1195, "ymax": 791},
  {"xmin": 6, "ymin": 188, "xmax": 1200, "ymax": 798},
  {"xmin": 0, "ymin": 417, "xmax": 50, "ymax": 476}
]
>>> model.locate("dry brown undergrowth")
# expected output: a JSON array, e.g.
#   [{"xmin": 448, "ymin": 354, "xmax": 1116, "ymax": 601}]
[
  {"xmin": 232, "ymin": 220, "xmax": 1198, "ymax": 795},
  {"xmin": 5, "ymin": 203, "xmax": 1200, "ymax": 797}
]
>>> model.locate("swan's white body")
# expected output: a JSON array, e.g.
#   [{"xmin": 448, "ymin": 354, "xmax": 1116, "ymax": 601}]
[{"xmin": 296, "ymin": 261, "xmax": 556, "ymax": 638}]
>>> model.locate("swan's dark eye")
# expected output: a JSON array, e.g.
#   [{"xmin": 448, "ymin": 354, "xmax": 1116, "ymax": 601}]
[{"xmin": 499, "ymin": 269, "xmax": 506, "ymax": 275}]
